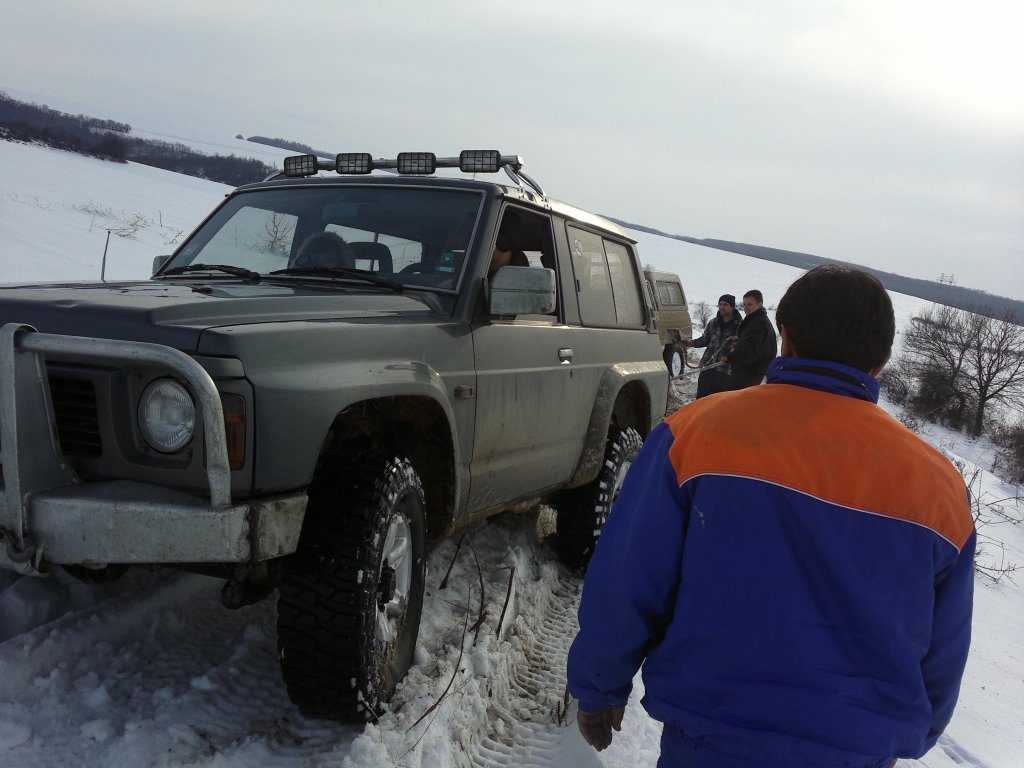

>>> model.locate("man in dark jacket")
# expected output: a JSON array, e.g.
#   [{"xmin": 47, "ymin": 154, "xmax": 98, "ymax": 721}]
[
  {"xmin": 568, "ymin": 266, "xmax": 974, "ymax": 767},
  {"xmin": 684, "ymin": 295, "xmax": 741, "ymax": 398},
  {"xmin": 725, "ymin": 289, "xmax": 777, "ymax": 389}
]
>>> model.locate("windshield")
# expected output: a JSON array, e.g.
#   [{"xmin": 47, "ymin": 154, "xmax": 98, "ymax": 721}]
[{"xmin": 163, "ymin": 185, "xmax": 484, "ymax": 290}]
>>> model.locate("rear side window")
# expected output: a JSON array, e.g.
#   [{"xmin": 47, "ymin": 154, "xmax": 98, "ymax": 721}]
[
  {"xmin": 656, "ymin": 280, "xmax": 685, "ymax": 307},
  {"xmin": 567, "ymin": 225, "xmax": 645, "ymax": 327},
  {"xmin": 604, "ymin": 240, "xmax": 643, "ymax": 325}
]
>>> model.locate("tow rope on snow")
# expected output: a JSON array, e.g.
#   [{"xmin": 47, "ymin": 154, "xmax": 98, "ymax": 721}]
[{"xmin": 672, "ymin": 360, "xmax": 725, "ymax": 380}]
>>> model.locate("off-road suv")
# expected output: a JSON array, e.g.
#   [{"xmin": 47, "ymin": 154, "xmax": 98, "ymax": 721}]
[{"xmin": 0, "ymin": 150, "xmax": 668, "ymax": 721}]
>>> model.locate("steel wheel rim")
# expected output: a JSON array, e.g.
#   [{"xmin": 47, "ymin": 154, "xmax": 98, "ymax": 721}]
[
  {"xmin": 670, "ymin": 351, "xmax": 683, "ymax": 377},
  {"xmin": 376, "ymin": 510, "xmax": 413, "ymax": 650}
]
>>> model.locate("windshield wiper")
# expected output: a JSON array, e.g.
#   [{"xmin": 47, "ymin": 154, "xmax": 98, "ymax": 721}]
[
  {"xmin": 268, "ymin": 266, "xmax": 404, "ymax": 291},
  {"xmin": 161, "ymin": 264, "xmax": 262, "ymax": 280}
]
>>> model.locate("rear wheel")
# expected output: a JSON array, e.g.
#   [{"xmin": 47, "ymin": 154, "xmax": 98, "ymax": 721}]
[
  {"xmin": 277, "ymin": 453, "xmax": 426, "ymax": 721},
  {"xmin": 553, "ymin": 425, "xmax": 643, "ymax": 571}
]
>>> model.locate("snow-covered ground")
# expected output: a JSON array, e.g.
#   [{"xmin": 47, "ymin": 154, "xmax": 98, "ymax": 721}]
[{"xmin": 0, "ymin": 139, "xmax": 1021, "ymax": 767}]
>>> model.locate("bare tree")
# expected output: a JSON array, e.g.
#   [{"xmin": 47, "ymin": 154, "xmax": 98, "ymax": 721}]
[
  {"xmin": 691, "ymin": 300, "xmax": 713, "ymax": 329},
  {"xmin": 898, "ymin": 305, "xmax": 1024, "ymax": 435},
  {"xmin": 261, "ymin": 213, "xmax": 295, "ymax": 254}
]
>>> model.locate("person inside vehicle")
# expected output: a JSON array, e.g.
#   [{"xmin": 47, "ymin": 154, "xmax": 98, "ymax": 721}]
[
  {"xmin": 293, "ymin": 231, "xmax": 353, "ymax": 270},
  {"xmin": 488, "ymin": 229, "xmax": 529, "ymax": 278}
]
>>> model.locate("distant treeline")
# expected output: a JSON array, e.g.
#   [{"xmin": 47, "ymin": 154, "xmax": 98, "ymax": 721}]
[
  {"xmin": 0, "ymin": 91, "xmax": 130, "ymax": 160},
  {"xmin": 615, "ymin": 219, "xmax": 1023, "ymax": 323},
  {"xmin": 0, "ymin": 92, "xmax": 274, "ymax": 186},
  {"xmin": 122, "ymin": 136, "xmax": 275, "ymax": 187},
  {"xmin": 246, "ymin": 135, "xmax": 332, "ymax": 158}
]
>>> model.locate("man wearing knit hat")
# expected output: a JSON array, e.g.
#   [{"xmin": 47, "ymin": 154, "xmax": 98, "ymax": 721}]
[{"xmin": 682, "ymin": 294, "xmax": 741, "ymax": 398}]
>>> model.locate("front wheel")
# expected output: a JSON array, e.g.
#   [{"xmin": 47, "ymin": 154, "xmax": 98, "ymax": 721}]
[
  {"xmin": 277, "ymin": 453, "xmax": 426, "ymax": 721},
  {"xmin": 553, "ymin": 425, "xmax": 643, "ymax": 571}
]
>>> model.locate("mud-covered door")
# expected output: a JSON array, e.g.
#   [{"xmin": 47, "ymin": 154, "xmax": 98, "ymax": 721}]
[
  {"xmin": 466, "ymin": 207, "xmax": 590, "ymax": 511},
  {"xmin": 469, "ymin": 320, "xmax": 586, "ymax": 509}
]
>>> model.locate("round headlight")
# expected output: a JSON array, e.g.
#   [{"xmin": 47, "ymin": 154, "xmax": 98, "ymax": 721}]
[{"xmin": 138, "ymin": 379, "xmax": 196, "ymax": 453}]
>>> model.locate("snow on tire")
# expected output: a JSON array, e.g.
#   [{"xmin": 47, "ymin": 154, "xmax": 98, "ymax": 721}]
[
  {"xmin": 553, "ymin": 425, "xmax": 643, "ymax": 571},
  {"xmin": 277, "ymin": 453, "xmax": 426, "ymax": 722}
]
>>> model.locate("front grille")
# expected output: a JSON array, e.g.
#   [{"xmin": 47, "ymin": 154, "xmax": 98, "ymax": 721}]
[{"xmin": 48, "ymin": 376, "xmax": 103, "ymax": 457}]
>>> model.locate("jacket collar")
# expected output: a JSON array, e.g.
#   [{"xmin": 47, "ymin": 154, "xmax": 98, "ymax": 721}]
[{"xmin": 767, "ymin": 356, "xmax": 880, "ymax": 403}]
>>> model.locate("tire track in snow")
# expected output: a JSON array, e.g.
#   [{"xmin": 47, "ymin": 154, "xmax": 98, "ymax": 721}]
[
  {"xmin": 0, "ymin": 515, "xmax": 591, "ymax": 768},
  {"xmin": 461, "ymin": 570, "xmax": 582, "ymax": 768},
  {"xmin": 0, "ymin": 571, "xmax": 359, "ymax": 767}
]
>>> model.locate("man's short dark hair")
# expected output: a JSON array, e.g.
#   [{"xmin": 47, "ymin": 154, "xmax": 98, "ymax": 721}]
[
  {"xmin": 495, "ymin": 230, "xmax": 516, "ymax": 252},
  {"xmin": 775, "ymin": 265, "xmax": 894, "ymax": 373},
  {"xmin": 743, "ymin": 289, "xmax": 763, "ymax": 304}
]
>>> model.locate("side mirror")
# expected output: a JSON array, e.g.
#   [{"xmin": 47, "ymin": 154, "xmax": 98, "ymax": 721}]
[
  {"xmin": 152, "ymin": 255, "xmax": 171, "ymax": 276},
  {"xmin": 489, "ymin": 266, "xmax": 556, "ymax": 316}
]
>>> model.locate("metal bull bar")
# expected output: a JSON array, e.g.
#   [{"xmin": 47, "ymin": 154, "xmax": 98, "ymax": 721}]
[{"xmin": 0, "ymin": 323, "xmax": 243, "ymax": 577}]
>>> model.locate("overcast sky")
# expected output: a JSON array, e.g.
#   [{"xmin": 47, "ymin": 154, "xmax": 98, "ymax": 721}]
[{"xmin": 4, "ymin": 0, "xmax": 1021, "ymax": 297}]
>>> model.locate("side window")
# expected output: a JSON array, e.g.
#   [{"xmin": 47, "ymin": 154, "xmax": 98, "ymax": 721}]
[
  {"xmin": 567, "ymin": 225, "xmax": 644, "ymax": 327},
  {"xmin": 604, "ymin": 240, "xmax": 644, "ymax": 326},
  {"xmin": 494, "ymin": 206, "xmax": 559, "ymax": 320},
  {"xmin": 567, "ymin": 227, "xmax": 617, "ymax": 325}
]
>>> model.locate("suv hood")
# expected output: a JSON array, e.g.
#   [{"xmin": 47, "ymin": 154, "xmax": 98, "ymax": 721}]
[{"xmin": 0, "ymin": 279, "xmax": 441, "ymax": 351}]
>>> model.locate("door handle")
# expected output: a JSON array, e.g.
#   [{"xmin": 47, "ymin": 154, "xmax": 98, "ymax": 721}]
[{"xmin": 558, "ymin": 347, "xmax": 574, "ymax": 364}]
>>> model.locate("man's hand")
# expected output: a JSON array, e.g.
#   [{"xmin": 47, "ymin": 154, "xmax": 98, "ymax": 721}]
[{"xmin": 576, "ymin": 706, "xmax": 625, "ymax": 751}]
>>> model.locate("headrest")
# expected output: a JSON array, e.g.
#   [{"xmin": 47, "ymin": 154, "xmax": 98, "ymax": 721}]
[{"xmin": 347, "ymin": 241, "xmax": 393, "ymax": 272}]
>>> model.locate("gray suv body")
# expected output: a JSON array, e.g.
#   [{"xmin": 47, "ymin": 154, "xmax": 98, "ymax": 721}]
[{"xmin": 0, "ymin": 151, "xmax": 667, "ymax": 720}]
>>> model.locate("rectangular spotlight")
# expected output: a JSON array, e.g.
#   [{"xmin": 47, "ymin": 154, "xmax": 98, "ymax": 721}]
[
  {"xmin": 336, "ymin": 153, "xmax": 373, "ymax": 174},
  {"xmin": 396, "ymin": 152, "xmax": 437, "ymax": 174},
  {"xmin": 459, "ymin": 150, "xmax": 502, "ymax": 173},
  {"xmin": 283, "ymin": 154, "xmax": 320, "ymax": 177}
]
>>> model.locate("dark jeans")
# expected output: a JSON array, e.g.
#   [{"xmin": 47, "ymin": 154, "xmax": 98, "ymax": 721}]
[
  {"xmin": 657, "ymin": 724, "xmax": 899, "ymax": 768},
  {"xmin": 695, "ymin": 369, "xmax": 730, "ymax": 399}
]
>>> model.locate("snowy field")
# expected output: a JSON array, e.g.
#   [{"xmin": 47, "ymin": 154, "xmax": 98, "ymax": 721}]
[{"xmin": 0, "ymin": 139, "xmax": 1021, "ymax": 767}]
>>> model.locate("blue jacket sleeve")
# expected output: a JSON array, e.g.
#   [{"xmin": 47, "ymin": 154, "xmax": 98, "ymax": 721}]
[
  {"xmin": 567, "ymin": 422, "xmax": 689, "ymax": 712},
  {"xmin": 922, "ymin": 526, "xmax": 976, "ymax": 748}
]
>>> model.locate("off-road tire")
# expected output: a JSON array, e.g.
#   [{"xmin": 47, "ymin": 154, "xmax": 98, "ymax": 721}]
[
  {"xmin": 277, "ymin": 453, "xmax": 426, "ymax": 722},
  {"xmin": 553, "ymin": 425, "xmax": 643, "ymax": 571}
]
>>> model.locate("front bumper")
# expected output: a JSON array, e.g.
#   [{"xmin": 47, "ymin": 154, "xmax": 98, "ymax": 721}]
[
  {"xmin": 0, "ymin": 323, "xmax": 306, "ymax": 576},
  {"xmin": 1, "ymin": 481, "xmax": 306, "ymax": 569}
]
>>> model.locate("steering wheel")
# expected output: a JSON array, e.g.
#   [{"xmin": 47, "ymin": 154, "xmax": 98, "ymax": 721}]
[{"xmin": 399, "ymin": 264, "xmax": 431, "ymax": 274}]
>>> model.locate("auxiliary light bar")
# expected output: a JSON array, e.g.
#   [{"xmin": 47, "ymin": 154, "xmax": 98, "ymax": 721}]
[{"xmin": 282, "ymin": 150, "xmax": 525, "ymax": 177}]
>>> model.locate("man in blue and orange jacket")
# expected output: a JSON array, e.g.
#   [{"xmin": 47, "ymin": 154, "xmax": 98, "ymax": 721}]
[{"xmin": 568, "ymin": 266, "xmax": 975, "ymax": 768}]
